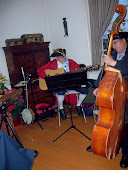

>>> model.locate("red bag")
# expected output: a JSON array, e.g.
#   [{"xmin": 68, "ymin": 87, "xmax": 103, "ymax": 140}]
[{"xmin": 35, "ymin": 103, "xmax": 56, "ymax": 118}]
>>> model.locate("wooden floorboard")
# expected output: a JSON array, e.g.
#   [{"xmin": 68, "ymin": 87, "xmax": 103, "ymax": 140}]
[{"xmin": 16, "ymin": 111, "xmax": 123, "ymax": 170}]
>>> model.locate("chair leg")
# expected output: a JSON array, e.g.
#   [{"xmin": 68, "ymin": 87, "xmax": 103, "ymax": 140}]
[
  {"xmin": 56, "ymin": 105, "xmax": 61, "ymax": 127},
  {"xmin": 77, "ymin": 92, "xmax": 87, "ymax": 123},
  {"xmin": 82, "ymin": 107, "xmax": 87, "ymax": 123},
  {"xmin": 58, "ymin": 109, "xmax": 61, "ymax": 127}
]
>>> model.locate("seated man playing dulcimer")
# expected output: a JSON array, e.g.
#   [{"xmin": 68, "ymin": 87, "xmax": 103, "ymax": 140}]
[
  {"xmin": 37, "ymin": 48, "xmax": 88, "ymax": 120},
  {"xmin": 86, "ymin": 32, "xmax": 128, "ymax": 169}
]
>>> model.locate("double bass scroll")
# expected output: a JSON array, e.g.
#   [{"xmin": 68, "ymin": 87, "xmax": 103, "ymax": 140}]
[{"xmin": 107, "ymin": 4, "xmax": 127, "ymax": 56}]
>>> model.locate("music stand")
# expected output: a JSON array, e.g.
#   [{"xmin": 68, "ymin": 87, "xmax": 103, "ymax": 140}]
[{"xmin": 45, "ymin": 70, "xmax": 91, "ymax": 142}]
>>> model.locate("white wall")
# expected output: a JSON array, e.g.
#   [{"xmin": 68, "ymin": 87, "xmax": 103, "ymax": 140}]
[
  {"xmin": 0, "ymin": 0, "xmax": 91, "ymax": 88},
  {"xmin": 0, "ymin": 0, "xmax": 49, "ymax": 87},
  {"xmin": 45, "ymin": 0, "xmax": 90, "ymax": 65}
]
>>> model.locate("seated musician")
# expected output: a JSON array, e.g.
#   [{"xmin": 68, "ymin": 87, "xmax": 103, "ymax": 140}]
[
  {"xmin": 37, "ymin": 48, "xmax": 88, "ymax": 120},
  {"xmin": 86, "ymin": 32, "xmax": 128, "ymax": 169}
]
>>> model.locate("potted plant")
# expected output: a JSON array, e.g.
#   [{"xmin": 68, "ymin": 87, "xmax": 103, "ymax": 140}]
[{"xmin": 0, "ymin": 73, "xmax": 8, "ymax": 95}]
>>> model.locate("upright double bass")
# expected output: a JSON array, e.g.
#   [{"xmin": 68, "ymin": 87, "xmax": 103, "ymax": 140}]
[{"xmin": 91, "ymin": 4, "xmax": 128, "ymax": 160}]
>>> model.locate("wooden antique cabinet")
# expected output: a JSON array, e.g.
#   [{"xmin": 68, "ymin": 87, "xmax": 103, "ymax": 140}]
[{"xmin": 3, "ymin": 42, "xmax": 55, "ymax": 111}]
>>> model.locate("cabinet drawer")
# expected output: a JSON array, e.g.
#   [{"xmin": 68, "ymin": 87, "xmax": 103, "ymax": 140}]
[{"xmin": 32, "ymin": 91, "xmax": 52, "ymax": 101}]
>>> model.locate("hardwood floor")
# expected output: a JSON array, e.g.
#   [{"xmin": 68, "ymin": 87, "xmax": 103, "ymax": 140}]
[{"xmin": 16, "ymin": 109, "xmax": 123, "ymax": 170}]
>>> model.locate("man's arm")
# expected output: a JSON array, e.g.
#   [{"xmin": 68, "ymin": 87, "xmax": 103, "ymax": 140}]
[
  {"xmin": 37, "ymin": 59, "xmax": 57, "ymax": 79},
  {"xmin": 103, "ymin": 54, "xmax": 117, "ymax": 67}
]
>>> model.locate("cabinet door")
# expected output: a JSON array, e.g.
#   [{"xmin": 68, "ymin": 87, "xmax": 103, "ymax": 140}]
[
  {"xmin": 14, "ymin": 54, "xmax": 36, "ymax": 80},
  {"xmin": 34, "ymin": 50, "xmax": 50, "ymax": 70},
  {"xmin": 28, "ymin": 82, "xmax": 55, "ymax": 111}
]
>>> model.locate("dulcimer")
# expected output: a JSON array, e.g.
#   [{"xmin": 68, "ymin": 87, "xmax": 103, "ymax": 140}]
[
  {"xmin": 0, "ymin": 88, "xmax": 23, "ymax": 108},
  {"xmin": 91, "ymin": 4, "xmax": 128, "ymax": 160}
]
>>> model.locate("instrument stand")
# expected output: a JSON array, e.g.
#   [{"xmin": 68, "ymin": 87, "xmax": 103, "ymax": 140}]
[
  {"xmin": 0, "ymin": 106, "xmax": 23, "ymax": 147},
  {"xmin": 53, "ymin": 91, "xmax": 91, "ymax": 142},
  {"xmin": 21, "ymin": 68, "xmax": 44, "ymax": 130},
  {"xmin": 29, "ymin": 79, "xmax": 47, "ymax": 130}
]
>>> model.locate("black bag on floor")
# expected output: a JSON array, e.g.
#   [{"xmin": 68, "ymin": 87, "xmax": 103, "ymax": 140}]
[{"xmin": 82, "ymin": 103, "xmax": 95, "ymax": 116}]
